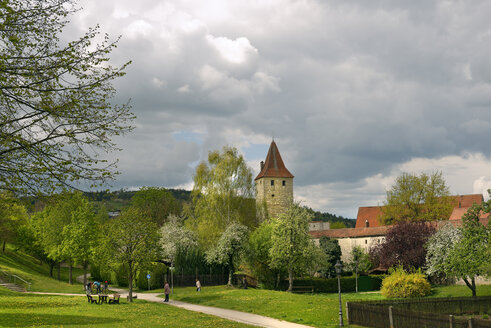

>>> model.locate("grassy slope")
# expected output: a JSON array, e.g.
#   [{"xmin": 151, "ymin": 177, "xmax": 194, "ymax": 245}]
[
  {"xmin": 167, "ymin": 285, "xmax": 491, "ymax": 328},
  {"xmin": 0, "ymin": 288, "xmax": 252, "ymax": 328},
  {"xmin": 0, "ymin": 245, "xmax": 86, "ymax": 294}
]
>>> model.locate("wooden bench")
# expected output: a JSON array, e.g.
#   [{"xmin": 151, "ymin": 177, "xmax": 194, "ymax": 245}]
[
  {"xmin": 292, "ymin": 286, "xmax": 314, "ymax": 294},
  {"xmin": 87, "ymin": 295, "xmax": 98, "ymax": 304},
  {"xmin": 108, "ymin": 294, "xmax": 120, "ymax": 304}
]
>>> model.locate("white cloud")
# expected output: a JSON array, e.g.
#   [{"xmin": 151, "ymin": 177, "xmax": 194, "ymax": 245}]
[
  {"xmin": 177, "ymin": 84, "xmax": 191, "ymax": 93},
  {"xmin": 206, "ymin": 35, "xmax": 258, "ymax": 64}
]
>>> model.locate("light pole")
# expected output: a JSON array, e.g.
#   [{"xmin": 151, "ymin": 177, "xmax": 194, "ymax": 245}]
[
  {"xmin": 170, "ymin": 263, "xmax": 174, "ymax": 294},
  {"xmin": 335, "ymin": 260, "xmax": 344, "ymax": 327},
  {"xmin": 354, "ymin": 258, "xmax": 358, "ymax": 293}
]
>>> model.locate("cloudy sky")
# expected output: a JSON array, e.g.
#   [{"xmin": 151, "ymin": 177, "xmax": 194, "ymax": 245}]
[{"xmin": 70, "ymin": 0, "xmax": 491, "ymax": 218}]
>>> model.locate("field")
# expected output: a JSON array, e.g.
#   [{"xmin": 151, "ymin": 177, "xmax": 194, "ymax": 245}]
[{"xmin": 0, "ymin": 288, "xmax": 253, "ymax": 328}]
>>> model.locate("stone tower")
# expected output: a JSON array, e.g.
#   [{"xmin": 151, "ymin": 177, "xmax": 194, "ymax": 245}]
[{"xmin": 255, "ymin": 140, "xmax": 294, "ymax": 219}]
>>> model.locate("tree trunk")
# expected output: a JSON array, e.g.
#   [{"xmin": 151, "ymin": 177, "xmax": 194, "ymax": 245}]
[
  {"xmin": 68, "ymin": 263, "xmax": 73, "ymax": 284},
  {"xmin": 227, "ymin": 269, "xmax": 233, "ymax": 286},
  {"xmin": 128, "ymin": 263, "xmax": 133, "ymax": 302},
  {"xmin": 49, "ymin": 263, "xmax": 54, "ymax": 277},
  {"xmin": 83, "ymin": 263, "xmax": 87, "ymax": 286},
  {"xmin": 463, "ymin": 277, "xmax": 477, "ymax": 297},
  {"xmin": 57, "ymin": 263, "xmax": 61, "ymax": 281},
  {"xmin": 2, "ymin": 240, "xmax": 5, "ymax": 252},
  {"xmin": 287, "ymin": 268, "xmax": 293, "ymax": 292}
]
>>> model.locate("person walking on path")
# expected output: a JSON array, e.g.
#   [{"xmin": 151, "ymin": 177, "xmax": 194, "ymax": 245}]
[
  {"xmin": 196, "ymin": 279, "xmax": 201, "ymax": 292},
  {"xmin": 164, "ymin": 282, "xmax": 170, "ymax": 302}
]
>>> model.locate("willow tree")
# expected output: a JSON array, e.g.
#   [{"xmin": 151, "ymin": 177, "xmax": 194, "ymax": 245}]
[
  {"xmin": 0, "ymin": 0, "xmax": 134, "ymax": 194},
  {"xmin": 189, "ymin": 146, "xmax": 256, "ymax": 249}
]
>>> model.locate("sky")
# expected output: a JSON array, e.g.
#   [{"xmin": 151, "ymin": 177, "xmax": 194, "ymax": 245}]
[{"xmin": 69, "ymin": 0, "xmax": 491, "ymax": 218}]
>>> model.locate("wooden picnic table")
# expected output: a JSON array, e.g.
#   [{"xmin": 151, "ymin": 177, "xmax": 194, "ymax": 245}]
[{"xmin": 97, "ymin": 294, "xmax": 108, "ymax": 304}]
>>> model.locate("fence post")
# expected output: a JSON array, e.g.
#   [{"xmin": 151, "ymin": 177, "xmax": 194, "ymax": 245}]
[
  {"xmin": 449, "ymin": 315, "xmax": 454, "ymax": 328},
  {"xmin": 468, "ymin": 318, "xmax": 473, "ymax": 328},
  {"xmin": 345, "ymin": 302, "xmax": 350, "ymax": 324},
  {"xmin": 388, "ymin": 306, "xmax": 394, "ymax": 328}
]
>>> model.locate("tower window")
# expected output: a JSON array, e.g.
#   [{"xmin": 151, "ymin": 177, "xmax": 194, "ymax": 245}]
[
  {"xmin": 271, "ymin": 194, "xmax": 275, "ymax": 197},
  {"xmin": 282, "ymin": 180, "xmax": 286, "ymax": 186},
  {"xmin": 271, "ymin": 180, "xmax": 274, "ymax": 186}
]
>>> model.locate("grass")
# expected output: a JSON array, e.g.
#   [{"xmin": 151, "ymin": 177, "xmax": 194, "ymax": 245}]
[
  {"xmin": 0, "ymin": 287, "xmax": 253, "ymax": 328},
  {"xmin": 164, "ymin": 284, "xmax": 491, "ymax": 328},
  {"xmin": 0, "ymin": 245, "xmax": 86, "ymax": 294}
]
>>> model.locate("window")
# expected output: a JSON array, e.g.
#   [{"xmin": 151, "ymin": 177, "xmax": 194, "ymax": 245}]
[
  {"xmin": 282, "ymin": 180, "xmax": 286, "ymax": 186},
  {"xmin": 365, "ymin": 239, "xmax": 367, "ymax": 244},
  {"xmin": 271, "ymin": 194, "xmax": 275, "ymax": 197},
  {"xmin": 271, "ymin": 180, "xmax": 274, "ymax": 186}
]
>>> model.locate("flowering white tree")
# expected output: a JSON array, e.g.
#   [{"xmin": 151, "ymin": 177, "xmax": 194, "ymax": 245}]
[
  {"xmin": 206, "ymin": 223, "xmax": 249, "ymax": 286},
  {"xmin": 160, "ymin": 215, "xmax": 197, "ymax": 264},
  {"xmin": 425, "ymin": 223, "xmax": 460, "ymax": 279}
]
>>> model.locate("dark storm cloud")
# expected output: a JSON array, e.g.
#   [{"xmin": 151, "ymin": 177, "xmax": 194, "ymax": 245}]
[{"xmin": 70, "ymin": 0, "xmax": 491, "ymax": 216}]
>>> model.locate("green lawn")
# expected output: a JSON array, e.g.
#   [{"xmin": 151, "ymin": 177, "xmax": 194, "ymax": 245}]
[
  {"xmin": 0, "ymin": 246, "xmax": 86, "ymax": 294},
  {"xmin": 165, "ymin": 284, "xmax": 491, "ymax": 328},
  {"xmin": 0, "ymin": 287, "xmax": 253, "ymax": 328}
]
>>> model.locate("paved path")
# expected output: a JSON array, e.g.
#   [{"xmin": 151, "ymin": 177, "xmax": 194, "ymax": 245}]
[{"xmin": 71, "ymin": 275, "xmax": 314, "ymax": 328}]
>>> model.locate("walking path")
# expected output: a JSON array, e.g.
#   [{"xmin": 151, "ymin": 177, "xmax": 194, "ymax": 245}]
[{"xmin": 67, "ymin": 274, "xmax": 313, "ymax": 328}]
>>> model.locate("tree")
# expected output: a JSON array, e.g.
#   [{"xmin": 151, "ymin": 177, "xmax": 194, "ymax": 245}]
[
  {"xmin": 131, "ymin": 187, "xmax": 181, "ymax": 226},
  {"xmin": 247, "ymin": 221, "xmax": 285, "ymax": 289},
  {"xmin": 205, "ymin": 223, "xmax": 248, "ymax": 286},
  {"xmin": 425, "ymin": 222, "xmax": 460, "ymax": 284},
  {"xmin": 346, "ymin": 245, "xmax": 373, "ymax": 275},
  {"xmin": 269, "ymin": 203, "xmax": 312, "ymax": 292},
  {"xmin": 60, "ymin": 196, "xmax": 100, "ymax": 286},
  {"xmin": 35, "ymin": 191, "xmax": 91, "ymax": 283},
  {"xmin": 0, "ymin": 0, "xmax": 134, "ymax": 194},
  {"xmin": 303, "ymin": 240, "xmax": 328, "ymax": 278},
  {"xmin": 189, "ymin": 146, "xmax": 256, "ymax": 248},
  {"xmin": 446, "ymin": 201, "xmax": 490, "ymax": 296},
  {"xmin": 318, "ymin": 236, "xmax": 342, "ymax": 278},
  {"xmin": 330, "ymin": 222, "xmax": 347, "ymax": 229},
  {"xmin": 0, "ymin": 192, "xmax": 28, "ymax": 251},
  {"xmin": 382, "ymin": 172, "xmax": 454, "ymax": 224},
  {"xmin": 371, "ymin": 221, "xmax": 436, "ymax": 271},
  {"xmin": 159, "ymin": 214, "xmax": 197, "ymax": 264},
  {"xmin": 104, "ymin": 207, "xmax": 160, "ymax": 301}
]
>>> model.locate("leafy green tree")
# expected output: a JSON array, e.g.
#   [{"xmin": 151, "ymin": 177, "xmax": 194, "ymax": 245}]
[
  {"xmin": 0, "ymin": 0, "xmax": 134, "ymax": 194},
  {"xmin": 206, "ymin": 223, "xmax": 249, "ymax": 286},
  {"xmin": 0, "ymin": 192, "xmax": 28, "ymax": 251},
  {"xmin": 330, "ymin": 222, "xmax": 347, "ymax": 229},
  {"xmin": 60, "ymin": 197, "xmax": 100, "ymax": 285},
  {"xmin": 189, "ymin": 146, "xmax": 256, "ymax": 248},
  {"xmin": 132, "ymin": 187, "xmax": 181, "ymax": 226},
  {"xmin": 346, "ymin": 245, "xmax": 373, "ymax": 274},
  {"xmin": 104, "ymin": 207, "xmax": 160, "ymax": 301},
  {"xmin": 318, "ymin": 236, "xmax": 342, "ymax": 278},
  {"xmin": 303, "ymin": 240, "xmax": 328, "ymax": 278},
  {"xmin": 35, "ymin": 191, "xmax": 90, "ymax": 283},
  {"xmin": 269, "ymin": 203, "xmax": 312, "ymax": 292},
  {"xmin": 247, "ymin": 221, "xmax": 284, "ymax": 288},
  {"xmin": 382, "ymin": 171, "xmax": 454, "ymax": 224}
]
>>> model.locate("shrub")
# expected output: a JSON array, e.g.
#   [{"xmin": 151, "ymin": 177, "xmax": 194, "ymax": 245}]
[
  {"xmin": 277, "ymin": 275, "xmax": 384, "ymax": 293},
  {"xmin": 381, "ymin": 266, "xmax": 431, "ymax": 298},
  {"xmin": 136, "ymin": 262, "xmax": 167, "ymax": 290}
]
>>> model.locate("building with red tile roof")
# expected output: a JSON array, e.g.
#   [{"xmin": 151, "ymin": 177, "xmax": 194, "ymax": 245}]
[{"xmin": 354, "ymin": 194, "xmax": 488, "ymax": 228}]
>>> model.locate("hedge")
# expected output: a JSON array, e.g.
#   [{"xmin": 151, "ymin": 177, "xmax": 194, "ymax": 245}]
[{"xmin": 278, "ymin": 275, "xmax": 385, "ymax": 293}]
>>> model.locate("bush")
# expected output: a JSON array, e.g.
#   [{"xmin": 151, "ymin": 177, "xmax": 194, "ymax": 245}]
[
  {"xmin": 112, "ymin": 265, "xmax": 129, "ymax": 287},
  {"xmin": 381, "ymin": 267, "xmax": 431, "ymax": 298}
]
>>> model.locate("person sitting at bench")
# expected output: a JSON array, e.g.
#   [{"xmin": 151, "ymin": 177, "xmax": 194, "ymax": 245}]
[{"xmin": 108, "ymin": 293, "xmax": 120, "ymax": 304}]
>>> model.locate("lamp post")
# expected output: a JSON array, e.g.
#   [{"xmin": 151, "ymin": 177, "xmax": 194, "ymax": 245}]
[
  {"xmin": 354, "ymin": 258, "xmax": 358, "ymax": 293},
  {"xmin": 335, "ymin": 260, "xmax": 344, "ymax": 327},
  {"xmin": 170, "ymin": 263, "xmax": 174, "ymax": 294}
]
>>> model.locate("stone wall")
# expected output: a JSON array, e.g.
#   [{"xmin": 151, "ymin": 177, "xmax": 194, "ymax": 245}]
[{"xmin": 255, "ymin": 177, "xmax": 293, "ymax": 219}]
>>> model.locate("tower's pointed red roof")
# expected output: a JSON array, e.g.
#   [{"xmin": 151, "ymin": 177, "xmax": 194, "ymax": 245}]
[{"xmin": 255, "ymin": 141, "xmax": 294, "ymax": 180}]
